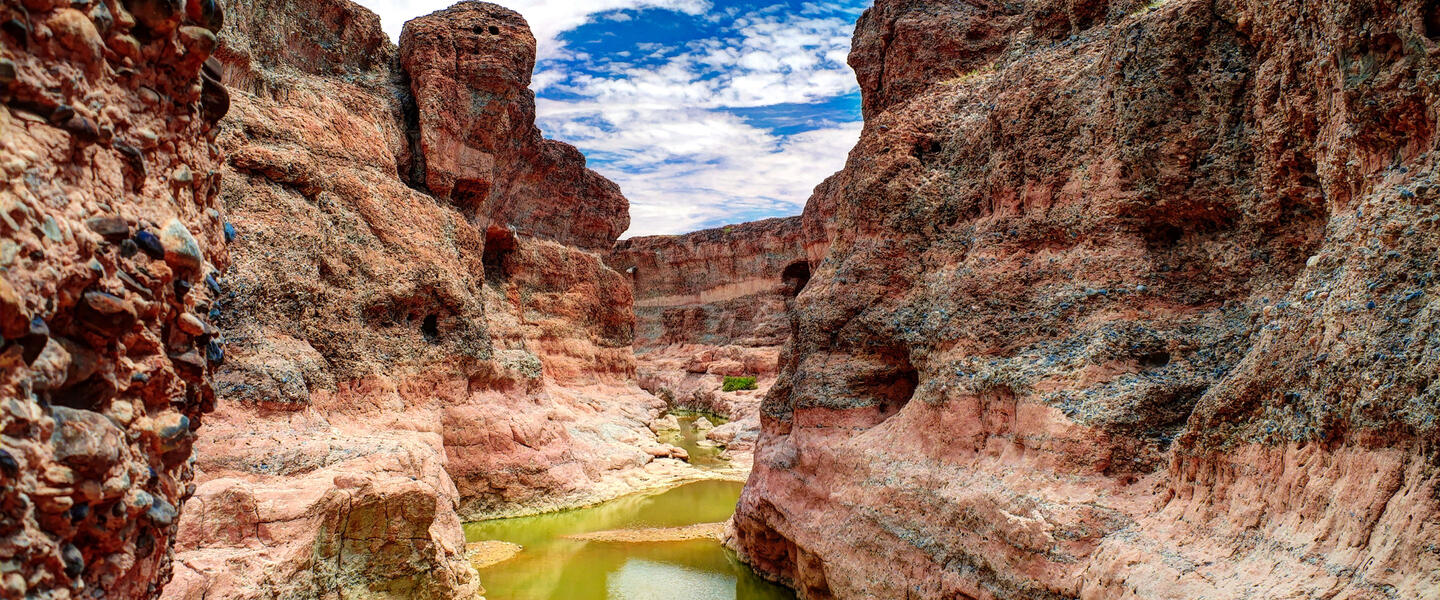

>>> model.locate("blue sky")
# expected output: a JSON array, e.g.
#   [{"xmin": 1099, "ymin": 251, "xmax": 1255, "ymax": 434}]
[{"xmin": 351, "ymin": 0, "xmax": 870, "ymax": 237}]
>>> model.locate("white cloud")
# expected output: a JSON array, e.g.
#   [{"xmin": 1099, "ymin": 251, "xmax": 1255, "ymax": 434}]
[
  {"xmin": 349, "ymin": 0, "xmax": 869, "ymax": 237},
  {"xmin": 351, "ymin": 0, "xmax": 710, "ymax": 58},
  {"xmin": 535, "ymin": 8, "xmax": 863, "ymax": 236},
  {"xmin": 537, "ymin": 101, "xmax": 860, "ymax": 237}
]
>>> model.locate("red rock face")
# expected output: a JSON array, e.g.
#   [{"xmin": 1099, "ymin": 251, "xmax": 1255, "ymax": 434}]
[
  {"xmin": 733, "ymin": 0, "xmax": 1440, "ymax": 598},
  {"xmin": 0, "ymin": 0, "xmax": 228, "ymax": 596},
  {"xmin": 160, "ymin": 2, "xmax": 696, "ymax": 599},
  {"xmin": 611, "ymin": 217, "xmax": 809, "ymax": 349},
  {"xmin": 400, "ymin": 2, "xmax": 628, "ymax": 252}
]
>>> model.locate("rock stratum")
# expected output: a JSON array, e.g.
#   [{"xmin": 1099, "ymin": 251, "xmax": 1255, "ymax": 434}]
[
  {"xmin": 153, "ymin": 1, "xmax": 704, "ymax": 599},
  {"xmin": 732, "ymin": 0, "xmax": 1440, "ymax": 599},
  {"xmin": 0, "ymin": 0, "xmax": 228, "ymax": 596}
]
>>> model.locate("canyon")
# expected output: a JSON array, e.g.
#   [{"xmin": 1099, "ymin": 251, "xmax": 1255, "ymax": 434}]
[{"xmin": 0, "ymin": 0, "xmax": 1437, "ymax": 599}]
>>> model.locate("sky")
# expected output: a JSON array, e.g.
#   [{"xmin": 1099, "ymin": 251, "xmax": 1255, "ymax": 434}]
[{"xmin": 350, "ymin": 0, "xmax": 871, "ymax": 237}]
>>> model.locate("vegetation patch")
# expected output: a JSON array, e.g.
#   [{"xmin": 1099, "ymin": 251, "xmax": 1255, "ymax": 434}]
[{"xmin": 722, "ymin": 376, "xmax": 758, "ymax": 392}]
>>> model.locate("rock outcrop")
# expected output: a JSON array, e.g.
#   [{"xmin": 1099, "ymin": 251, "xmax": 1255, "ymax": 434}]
[
  {"xmin": 161, "ymin": 2, "xmax": 698, "ymax": 599},
  {"xmin": 399, "ymin": 2, "xmax": 628, "ymax": 252},
  {"xmin": 609, "ymin": 217, "xmax": 810, "ymax": 455},
  {"xmin": 733, "ymin": 0, "xmax": 1440, "ymax": 598},
  {"xmin": 0, "ymin": 0, "xmax": 229, "ymax": 596}
]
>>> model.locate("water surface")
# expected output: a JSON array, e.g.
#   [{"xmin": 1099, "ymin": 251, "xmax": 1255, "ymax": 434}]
[
  {"xmin": 658, "ymin": 411, "xmax": 729, "ymax": 468},
  {"xmin": 465, "ymin": 480, "xmax": 794, "ymax": 600}
]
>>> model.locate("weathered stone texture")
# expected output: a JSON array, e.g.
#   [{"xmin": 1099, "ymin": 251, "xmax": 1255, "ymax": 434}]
[
  {"xmin": 733, "ymin": 0, "xmax": 1440, "ymax": 598},
  {"xmin": 0, "ymin": 0, "xmax": 229, "ymax": 596}
]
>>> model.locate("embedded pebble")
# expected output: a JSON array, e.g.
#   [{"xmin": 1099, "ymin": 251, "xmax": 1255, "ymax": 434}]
[
  {"xmin": 62, "ymin": 115, "xmax": 102, "ymax": 145},
  {"xmin": 177, "ymin": 25, "xmax": 216, "ymax": 62},
  {"xmin": 199, "ymin": 74, "xmax": 229, "ymax": 124},
  {"xmin": 51, "ymin": 407, "xmax": 124, "ymax": 477},
  {"xmin": 134, "ymin": 128, "xmax": 160, "ymax": 149},
  {"xmin": 0, "ymin": 450, "xmax": 19, "ymax": 478},
  {"xmin": 155, "ymin": 413, "xmax": 190, "ymax": 444},
  {"xmin": 48, "ymin": 9, "xmax": 104, "ymax": 64},
  {"xmin": 177, "ymin": 312, "xmax": 204, "ymax": 335},
  {"xmin": 0, "ymin": 277, "xmax": 27, "ymax": 338},
  {"xmin": 170, "ymin": 348, "xmax": 204, "ymax": 371},
  {"xmin": 160, "ymin": 219, "xmax": 203, "ymax": 272},
  {"xmin": 134, "ymin": 230, "xmax": 164, "ymax": 259},
  {"xmin": 85, "ymin": 216, "xmax": 130, "ymax": 241},
  {"xmin": 21, "ymin": 317, "xmax": 50, "ymax": 365},
  {"xmin": 0, "ymin": 59, "xmax": 15, "ymax": 89},
  {"xmin": 77, "ymin": 290, "xmax": 137, "ymax": 336},
  {"xmin": 124, "ymin": 0, "xmax": 184, "ymax": 34},
  {"xmin": 108, "ymin": 34, "xmax": 142, "ymax": 62},
  {"xmin": 61, "ymin": 544, "xmax": 84, "ymax": 578},
  {"xmin": 186, "ymin": 0, "xmax": 222, "ymax": 32},
  {"xmin": 40, "ymin": 216, "xmax": 62, "ymax": 241},
  {"xmin": 89, "ymin": 1, "xmax": 114, "ymax": 34},
  {"xmin": 146, "ymin": 497, "xmax": 177, "ymax": 526}
]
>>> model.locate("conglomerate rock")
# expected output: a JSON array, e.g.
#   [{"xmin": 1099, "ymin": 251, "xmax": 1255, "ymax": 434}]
[
  {"xmin": 160, "ymin": 2, "xmax": 705, "ymax": 599},
  {"xmin": 732, "ymin": 0, "xmax": 1440, "ymax": 598},
  {"xmin": 0, "ymin": 0, "xmax": 229, "ymax": 596}
]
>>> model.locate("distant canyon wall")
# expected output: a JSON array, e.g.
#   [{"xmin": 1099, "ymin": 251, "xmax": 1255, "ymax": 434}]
[
  {"xmin": 732, "ymin": 0, "xmax": 1440, "ymax": 598},
  {"xmin": 608, "ymin": 218, "xmax": 810, "ymax": 455}
]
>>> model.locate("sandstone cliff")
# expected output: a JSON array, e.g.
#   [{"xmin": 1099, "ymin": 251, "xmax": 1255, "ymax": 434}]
[
  {"xmin": 0, "ymin": 0, "xmax": 228, "ymax": 596},
  {"xmin": 733, "ymin": 0, "xmax": 1440, "ymax": 598},
  {"xmin": 160, "ymin": 2, "xmax": 700, "ymax": 599}
]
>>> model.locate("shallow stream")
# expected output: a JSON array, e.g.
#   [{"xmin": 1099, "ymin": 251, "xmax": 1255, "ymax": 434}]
[{"xmin": 465, "ymin": 480, "xmax": 794, "ymax": 600}]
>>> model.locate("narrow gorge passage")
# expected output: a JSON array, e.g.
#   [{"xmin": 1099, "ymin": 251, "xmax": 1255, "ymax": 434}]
[{"xmin": 2, "ymin": 0, "xmax": 1438, "ymax": 599}]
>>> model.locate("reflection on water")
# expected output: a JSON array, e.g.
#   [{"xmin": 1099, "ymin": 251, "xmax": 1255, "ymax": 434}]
[{"xmin": 465, "ymin": 480, "xmax": 794, "ymax": 600}]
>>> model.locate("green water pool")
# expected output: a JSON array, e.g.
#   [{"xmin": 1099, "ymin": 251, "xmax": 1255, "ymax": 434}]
[
  {"xmin": 658, "ymin": 412, "xmax": 729, "ymax": 468},
  {"xmin": 464, "ymin": 480, "xmax": 795, "ymax": 600}
]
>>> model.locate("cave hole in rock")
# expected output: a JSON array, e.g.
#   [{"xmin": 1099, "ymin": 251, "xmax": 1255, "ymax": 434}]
[
  {"xmin": 870, "ymin": 353, "xmax": 919, "ymax": 425},
  {"xmin": 483, "ymin": 226, "xmax": 517, "ymax": 286},
  {"xmin": 781, "ymin": 261, "xmax": 811, "ymax": 297},
  {"xmin": 453, "ymin": 179, "xmax": 492, "ymax": 216},
  {"xmin": 1144, "ymin": 224, "xmax": 1184, "ymax": 251},
  {"xmin": 1427, "ymin": 1, "xmax": 1440, "ymax": 40},
  {"xmin": 421, "ymin": 314, "xmax": 440, "ymax": 342},
  {"xmin": 1139, "ymin": 351, "xmax": 1172, "ymax": 368}
]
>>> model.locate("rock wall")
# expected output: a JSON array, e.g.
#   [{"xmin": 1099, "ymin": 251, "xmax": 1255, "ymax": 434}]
[
  {"xmin": 0, "ymin": 0, "xmax": 228, "ymax": 596},
  {"xmin": 732, "ymin": 0, "xmax": 1440, "ymax": 598},
  {"xmin": 161, "ymin": 2, "xmax": 702, "ymax": 599},
  {"xmin": 400, "ymin": 2, "xmax": 628, "ymax": 252},
  {"xmin": 609, "ymin": 217, "xmax": 809, "ymax": 453}
]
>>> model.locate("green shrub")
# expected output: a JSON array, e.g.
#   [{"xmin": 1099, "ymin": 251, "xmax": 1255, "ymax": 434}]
[{"xmin": 722, "ymin": 376, "xmax": 758, "ymax": 392}]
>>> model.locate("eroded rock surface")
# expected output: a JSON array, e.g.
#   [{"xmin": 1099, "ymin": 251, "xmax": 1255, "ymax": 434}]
[
  {"xmin": 400, "ymin": 2, "xmax": 628, "ymax": 252},
  {"xmin": 162, "ymin": 2, "xmax": 699, "ymax": 599},
  {"xmin": 0, "ymin": 0, "xmax": 228, "ymax": 596},
  {"xmin": 732, "ymin": 0, "xmax": 1440, "ymax": 598},
  {"xmin": 609, "ymin": 217, "xmax": 810, "ymax": 458}
]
